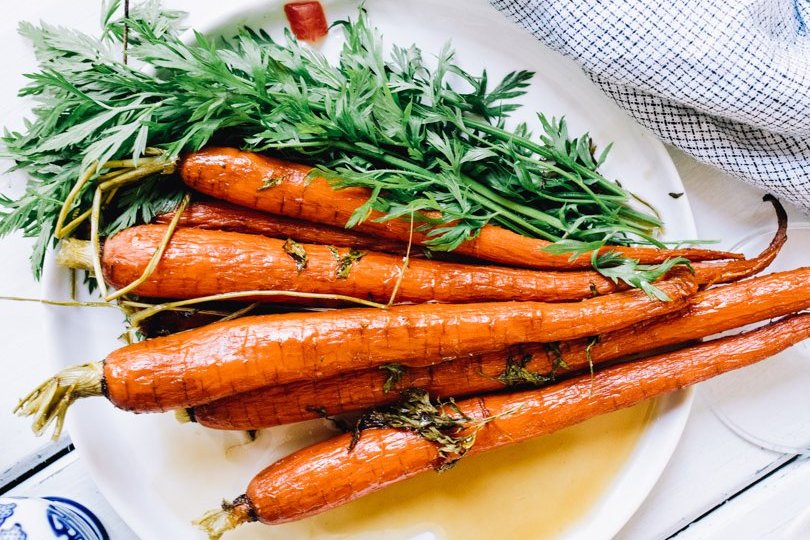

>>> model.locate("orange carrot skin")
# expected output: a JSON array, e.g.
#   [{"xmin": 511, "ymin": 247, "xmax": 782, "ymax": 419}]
[
  {"xmin": 193, "ymin": 266, "xmax": 810, "ymax": 429},
  {"xmin": 154, "ymin": 200, "xmax": 414, "ymax": 255},
  {"xmin": 179, "ymin": 147, "xmax": 742, "ymax": 269},
  {"xmin": 102, "ymin": 275, "xmax": 696, "ymax": 412},
  {"xmin": 239, "ymin": 313, "xmax": 810, "ymax": 525},
  {"xmin": 103, "ymin": 224, "xmax": 622, "ymax": 304}
]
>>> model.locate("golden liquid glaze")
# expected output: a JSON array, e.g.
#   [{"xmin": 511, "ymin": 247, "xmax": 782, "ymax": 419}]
[{"xmin": 267, "ymin": 401, "xmax": 654, "ymax": 540}]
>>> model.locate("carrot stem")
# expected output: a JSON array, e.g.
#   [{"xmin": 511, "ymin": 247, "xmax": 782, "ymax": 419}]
[
  {"xmin": 386, "ymin": 211, "xmax": 415, "ymax": 306},
  {"xmin": 126, "ymin": 290, "xmax": 387, "ymax": 327},
  {"xmin": 54, "ymin": 161, "xmax": 98, "ymax": 240},
  {"xmin": 194, "ymin": 497, "xmax": 255, "ymax": 540},
  {"xmin": 90, "ymin": 187, "xmax": 108, "ymax": 298},
  {"xmin": 56, "ymin": 238, "xmax": 95, "ymax": 271}
]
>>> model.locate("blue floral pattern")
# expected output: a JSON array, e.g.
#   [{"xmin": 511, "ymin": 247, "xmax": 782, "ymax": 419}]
[
  {"xmin": 47, "ymin": 503, "xmax": 95, "ymax": 540},
  {"xmin": 0, "ymin": 498, "xmax": 105, "ymax": 540},
  {"xmin": 0, "ymin": 524, "xmax": 27, "ymax": 540},
  {"xmin": 0, "ymin": 504, "xmax": 15, "ymax": 528}
]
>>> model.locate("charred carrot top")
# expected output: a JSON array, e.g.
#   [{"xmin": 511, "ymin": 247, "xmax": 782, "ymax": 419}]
[
  {"xmin": 68, "ymin": 224, "xmax": 624, "ymax": 304},
  {"xmin": 196, "ymin": 313, "xmax": 810, "ymax": 536},
  {"xmin": 16, "ymin": 274, "xmax": 696, "ymax": 438},
  {"xmin": 179, "ymin": 147, "xmax": 743, "ymax": 269},
  {"xmin": 190, "ymin": 266, "xmax": 810, "ymax": 430}
]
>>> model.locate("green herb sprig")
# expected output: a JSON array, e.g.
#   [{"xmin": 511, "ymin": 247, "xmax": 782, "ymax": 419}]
[
  {"xmin": 351, "ymin": 388, "xmax": 479, "ymax": 470},
  {"xmin": 2, "ymin": 1, "xmax": 683, "ymax": 294}
]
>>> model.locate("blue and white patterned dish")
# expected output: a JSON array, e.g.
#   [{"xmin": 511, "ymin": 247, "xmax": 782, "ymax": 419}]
[{"xmin": 0, "ymin": 497, "xmax": 108, "ymax": 540}]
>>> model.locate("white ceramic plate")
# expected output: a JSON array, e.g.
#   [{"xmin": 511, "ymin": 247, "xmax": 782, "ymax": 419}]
[{"xmin": 43, "ymin": 1, "xmax": 696, "ymax": 539}]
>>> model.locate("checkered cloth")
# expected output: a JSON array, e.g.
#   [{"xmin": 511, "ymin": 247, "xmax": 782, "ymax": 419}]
[{"xmin": 490, "ymin": 0, "xmax": 810, "ymax": 211}]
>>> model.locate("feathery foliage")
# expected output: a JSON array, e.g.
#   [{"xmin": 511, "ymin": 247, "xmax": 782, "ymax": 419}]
[{"xmin": 2, "ymin": 1, "xmax": 679, "ymax": 294}]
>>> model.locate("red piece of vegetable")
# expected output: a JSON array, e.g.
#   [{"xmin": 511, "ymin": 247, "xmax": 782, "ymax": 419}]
[{"xmin": 284, "ymin": 2, "xmax": 328, "ymax": 42}]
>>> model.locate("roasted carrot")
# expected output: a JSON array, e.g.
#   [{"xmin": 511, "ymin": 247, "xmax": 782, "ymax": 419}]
[
  {"xmin": 60, "ymin": 194, "xmax": 784, "ymax": 307},
  {"xmin": 179, "ymin": 147, "xmax": 743, "ymax": 269},
  {"xmin": 17, "ymin": 274, "xmax": 696, "ymax": 437},
  {"xmin": 59, "ymin": 224, "xmax": 627, "ymax": 304},
  {"xmin": 189, "ymin": 266, "xmax": 810, "ymax": 429},
  {"xmin": 155, "ymin": 195, "xmax": 786, "ymax": 288},
  {"xmin": 195, "ymin": 313, "xmax": 810, "ymax": 535},
  {"xmin": 154, "ymin": 200, "xmax": 412, "ymax": 255}
]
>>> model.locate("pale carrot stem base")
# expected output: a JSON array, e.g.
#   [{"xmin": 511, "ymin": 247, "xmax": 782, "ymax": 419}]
[
  {"xmin": 194, "ymin": 497, "xmax": 255, "ymax": 540},
  {"xmin": 56, "ymin": 238, "xmax": 95, "ymax": 271},
  {"xmin": 14, "ymin": 362, "xmax": 104, "ymax": 440}
]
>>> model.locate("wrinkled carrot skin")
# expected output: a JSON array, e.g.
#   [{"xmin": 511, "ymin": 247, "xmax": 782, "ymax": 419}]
[
  {"xmin": 103, "ymin": 224, "xmax": 623, "ymax": 304},
  {"xmin": 234, "ymin": 313, "xmax": 810, "ymax": 525},
  {"xmin": 284, "ymin": 1, "xmax": 328, "ymax": 41},
  {"xmin": 193, "ymin": 267, "xmax": 810, "ymax": 429},
  {"xmin": 179, "ymin": 148, "xmax": 742, "ymax": 269},
  {"xmin": 102, "ymin": 275, "xmax": 696, "ymax": 412},
  {"xmin": 154, "ymin": 200, "xmax": 413, "ymax": 255}
]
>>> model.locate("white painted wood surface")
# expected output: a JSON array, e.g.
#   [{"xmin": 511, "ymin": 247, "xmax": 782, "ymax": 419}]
[
  {"xmin": 1, "ymin": 3, "xmax": 808, "ymax": 540},
  {"xmin": 6, "ymin": 453, "xmax": 137, "ymax": 539},
  {"xmin": 673, "ymin": 456, "xmax": 810, "ymax": 540}
]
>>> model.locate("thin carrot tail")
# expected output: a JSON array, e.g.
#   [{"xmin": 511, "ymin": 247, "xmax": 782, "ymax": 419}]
[
  {"xmin": 693, "ymin": 194, "xmax": 788, "ymax": 286},
  {"xmin": 194, "ymin": 496, "xmax": 256, "ymax": 539},
  {"xmin": 14, "ymin": 362, "xmax": 104, "ymax": 440}
]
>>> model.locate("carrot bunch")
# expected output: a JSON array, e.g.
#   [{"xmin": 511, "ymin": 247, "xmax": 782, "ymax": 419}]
[{"xmin": 17, "ymin": 148, "xmax": 809, "ymax": 539}]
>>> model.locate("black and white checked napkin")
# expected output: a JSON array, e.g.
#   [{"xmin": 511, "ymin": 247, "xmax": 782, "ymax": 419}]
[{"xmin": 490, "ymin": 0, "xmax": 810, "ymax": 211}]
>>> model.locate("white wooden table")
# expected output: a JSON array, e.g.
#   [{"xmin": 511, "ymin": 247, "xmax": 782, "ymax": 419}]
[{"xmin": 1, "ymin": 2, "xmax": 809, "ymax": 539}]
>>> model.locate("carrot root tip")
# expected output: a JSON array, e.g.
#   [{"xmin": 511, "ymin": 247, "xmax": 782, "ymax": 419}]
[
  {"xmin": 14, "ymin": 362, "xmax": 103, "ymax": 440},
  {"xmin": 194, "ymin": 497, "xmax": 254, "ymax": 540}
]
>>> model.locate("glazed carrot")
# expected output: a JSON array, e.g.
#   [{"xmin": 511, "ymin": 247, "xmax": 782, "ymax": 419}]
[
  {"xmin": 196, "ymin": 313, "xmax": 810, "ymax": 535},
  {"xmin": 190, "ymin": 266, "xmax": 810, "ymax": 429},
  {"xmin": 179, "ymin": 147, "xmax": 743, "ymax": 269},
  {"xmin": 154, "ymin": 200, "xmax": 412, "ymax": 255},
  {"xmin": 60, "ymin": 224, "xmax": 625, "ymax": 304},
  {"xmin": 17, "ymin": 274, "xmax": 696, "ymax": 437}
]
